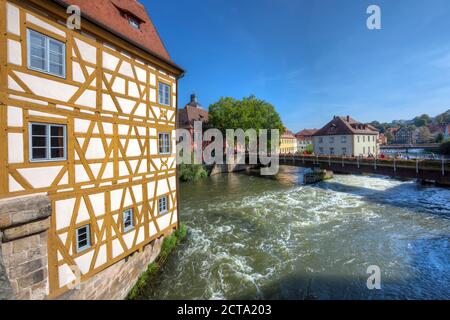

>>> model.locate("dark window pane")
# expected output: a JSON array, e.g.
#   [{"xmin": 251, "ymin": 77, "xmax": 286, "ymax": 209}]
[
  {"xmin": 32, "ymin": 124, "xmax": 47, "ymax": 136},
  {"xmin": 32, "ymin": 148, "xmax": 47, "ymax": 159},
  {"xmin": 51, "ymin": 137, "xmax": 64, "ymax": 147},
  {"xmin": 51, "ymin": 148, "xmax": 64, "ymax": 158},
  {"xmin": 51, "ymin": 126, "xmax": 64, "ymax": 136},
  {"xmin": 32, "ymin": 136, "xmax": 46, "ymax": 147}
]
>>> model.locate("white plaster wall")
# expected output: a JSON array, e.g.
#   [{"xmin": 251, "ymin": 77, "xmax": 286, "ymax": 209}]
[
  {"xmin": 6, "ymin": 2, "xmax": 20, "ymax": 35},
  {"xmin": 74, "ymin": 250, "xmax": 94, "ymax": 275},
  {"xmin": 26, "ymin": 13, "xmax": 66, "ymax": 38},
  {"xmin": 55, "ymin": 198, "xmax": 76, "ymax": 230},
  {"xmin": 112, "ymin": 77, "xmax": 125, "ymax": 94},
  {"xmin": 15, "ymin": 72, "xmax": 78, "ymax": 102},
  {"xmin": 74, "ymin": 38, "xmax": 96, "ymax": 64},
  {"xmin": 88, "ymin": 193, "xmax": 105, "ymax": 217},
  {"xmin": 103, "ymin": 52, "xmax": 119, "ymax": 71},
  {"xmin": 17, "ymin": 166, "xmax": 63, "ymax": 188},
  {"xmin": 8, "ymin": 133, "xmax": 23, "ymax": 163},
  {"xmin": 7, "ymin": 106, "xmax": 23, "ymax": 126},
  {"xmin": 119, "ymin": 61, "xmax": 133, "ymax": 78},
  {"xmin": 157, "ymin": 214, "xmax": 171, "ymax": 231},
  {"xmin": 75, "ymin": 89, "xmax": 97, "ymax": 109},
  {"xmin": 7, "ymin": 39, "xmax": 21, "ymax": 65}
]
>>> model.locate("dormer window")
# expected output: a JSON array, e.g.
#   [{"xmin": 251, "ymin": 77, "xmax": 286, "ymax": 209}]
[{"xmin": 128, "ymin": 16, "xmax": 140, "ymax": 29}]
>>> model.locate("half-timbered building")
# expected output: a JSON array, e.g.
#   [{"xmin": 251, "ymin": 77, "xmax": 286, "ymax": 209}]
[{"xmin": 0, "ymin": 0, "xmax": 184, "ymax": 298}]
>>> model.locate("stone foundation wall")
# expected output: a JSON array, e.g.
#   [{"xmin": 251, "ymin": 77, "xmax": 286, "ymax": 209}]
[
  {"xmin": 56, "ymin": 234, "xmax": 168, "ymax": 300},
  {"xmin": 0, "ymin": 193, "xmax": 173, "ymax": 300},
  {"xmin": 0, "ymin": 194, "xmax": 51, "ymax": 300},
  {"xmin": 209, "ymin": 163, "xmax": 259, "ymax": 176}
]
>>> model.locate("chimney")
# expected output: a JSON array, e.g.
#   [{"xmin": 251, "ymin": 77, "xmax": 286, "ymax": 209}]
[{"xmin": 346, "ymin": 115, "xmax": 350, "ymax": 122}]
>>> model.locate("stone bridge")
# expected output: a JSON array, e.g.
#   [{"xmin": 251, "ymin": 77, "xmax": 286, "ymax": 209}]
[{"xmin": 262, "ymin": 154, "xmax": 450, "ymax": 186}]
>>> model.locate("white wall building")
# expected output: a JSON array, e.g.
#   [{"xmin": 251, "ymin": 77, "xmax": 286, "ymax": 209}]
[{"xmin": 313, "ymin": 116, "xmax": 379, "ymax": 157}]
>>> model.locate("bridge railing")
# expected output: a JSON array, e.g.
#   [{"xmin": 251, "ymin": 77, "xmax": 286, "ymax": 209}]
[{"xmin": 276, "ymin": 153, "xmax": 450, "ymax": 175}]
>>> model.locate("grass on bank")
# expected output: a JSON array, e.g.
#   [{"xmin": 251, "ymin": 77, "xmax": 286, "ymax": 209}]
[{"xmin": 127, "ymin": 224, "xmax": 188, "ymax": 300}]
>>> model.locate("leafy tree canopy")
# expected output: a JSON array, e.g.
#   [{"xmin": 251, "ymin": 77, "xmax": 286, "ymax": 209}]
[{"xmin": 209, "ymin": 95, "xmax": 285, "ymax": 135}]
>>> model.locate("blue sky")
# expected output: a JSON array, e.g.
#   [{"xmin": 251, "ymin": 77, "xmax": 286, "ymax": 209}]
[{"xmin": 143, "ymin": 0, "xmax": 450, "ymax": 132}]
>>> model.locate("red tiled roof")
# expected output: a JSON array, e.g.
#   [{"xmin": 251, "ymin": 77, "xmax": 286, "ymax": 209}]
[
  {"xmin": 282, "ymin": 129, "xmax": 296, "ymax": 139},
  {"xmin": 313, "ymin": 116, "xmax": 379, "ymax": 136},
  {"xmin": 57, "ymin": 0, "xmax": 171, "ymax": 62},
  {"xmin": 295, "ymin": 129, "xmax": 317, "ymax": 138},
  {"xmin": 177, "ymin": 106, "xmax": 209, "ymax": 129}
]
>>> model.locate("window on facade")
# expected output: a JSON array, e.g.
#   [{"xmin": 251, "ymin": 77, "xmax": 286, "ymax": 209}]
[
  {"xmin": 158, "ymin": 133, "xmax": 171, "ymax": 154},
  {"xmin": 329, "ymin": 137, "xmax": 334, "ymax": 143},
  {"xmin": 342, "ymin": 147, "xmax": 347, "ymax": 155},
  {"xmin": 341, "ymin": 136, "xmax": 347, "ymax": 143},
  {"xmin": 363, "ymin": 147, "xmax": 366, "ymax": 154},
  {"xmin": 27, "ymin": 29, "xmax": 65, "ymax": 78},
  {"xmin": 76, "ymin": 225, "xmax": 91, "ymax": 253},
  {"xmin": 319, "ymin": 137, "xmax": 323, "ymax": 143},
  {"xmin": 319, "ymin": 147, "xmax": 323, "ymax": 154},
  {"xmin": 158, "ymin": 82, "xmax": 171, "ymax": 106},
  {"xmin": 357, "ymin": 136, "xmax": 360, "ymax": 143},
  {"xmin": 123, "ymin": 209, "xmax": 134, "ymax": 232},
  {"xmin": 128, "ymin": 16, "xmax": 141, "ymax": 29},
  {"xmin": 30, "ymin": 123, "xmax": 66, "ymax": 162},
  {"xmin": 363, "ymin": 136, "xmax": 365, "ymax": 142},
  {"xmin": 330, "ymin": 147, "xmax": 335, "ymax": 155},
  {"xmin": 158, "ymin": 196, "xmax": 168, "ymax": 215},
  {"xmin": 368, "ymin": 146, "xmax": 371, "ymax": 154}
]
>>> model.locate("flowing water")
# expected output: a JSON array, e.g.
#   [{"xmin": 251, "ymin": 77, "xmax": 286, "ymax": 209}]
[{"xmin": 145, "ymin": 166, "xmax": 450, "ymax": 300}]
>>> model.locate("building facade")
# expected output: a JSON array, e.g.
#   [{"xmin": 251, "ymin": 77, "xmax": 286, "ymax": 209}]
[
  {"xmin": 295, "ymin": 129, "xmax": 317, "ymax": 153},
  {"xmin": 445, "ymin": 124, "xmax": 450, "ymax": 140},
  {"xmin": 394, "ymin": 126, "xmax": 417, "ymax": 144},
  {"xmin": 279, "ymin": 129, "xmax": 297, "ymax": 154},
  {"xmin": 313, "ymin": 116, "xmax": 379, "ymax": 157},
  {"xmin": 0, "ymin": 0, "xmax": 183, "ymax": 299}
]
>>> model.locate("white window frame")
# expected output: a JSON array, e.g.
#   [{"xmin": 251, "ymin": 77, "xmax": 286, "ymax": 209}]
[
  {"xmin": 27, "ymin": 29, "xmax": 66, "ymax": 78},
  {"xmin": 158, "ymin": 82, "xmax": 171, "ymax": 106},
  {"xmin": 29, "ymin": 123, "xmax": 67, "ymax": 162},
  {"xmin": 158, "ymin": 196, "xmax": 168, "ymax": 215},
  {"xmin": 76, "ymin": 225, "xmax": 91, "ymax": 253},
  {"xmin": 158, "ymin": 132, "xmax": 171, "ymax": 155},
  {"xmin": 123, "ymin": 208, "xmax": 134, "ymax": 232},
  {"xmin": 341, "ymin": 136, "xmax": 347, "ymax": 143}
]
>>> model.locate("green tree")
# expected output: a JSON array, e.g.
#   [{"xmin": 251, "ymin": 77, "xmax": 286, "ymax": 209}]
[
  {"xmin": 305, "ymin": 144, "xmax": 314, "ymax": 154},
  {"xmin": 435, "ymin": 132, "xmax": 444, "ymax": 143},
  {"xmin": 417, "ymin": 126, "xmax": 433, "ymax": 143},
  {"xmin": 209, "ymin": 95, "xmax": 285, "ymax": 147}
]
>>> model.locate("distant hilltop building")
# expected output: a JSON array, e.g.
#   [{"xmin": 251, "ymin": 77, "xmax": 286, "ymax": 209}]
[
  {"xmin": 0, "ymin": 0, "xmax": 184, "ymax": 300},
  {"xmin": 295, "ymin": 129, "xmax": 317, "ymax": 152},
  {"xmin": 313, "ymin": 116, "xmax": 379, "ymax": 157},
  {"xmin": 445, "ymin": 124, "xmax": 450, "ymax": 140},
  {"xmin": 394, "ymin": 126, "xmax": 418, "ymax": 145},
  {"xmin": 279, "ymin": 129, "xmax": 297, "ymax": 154}
]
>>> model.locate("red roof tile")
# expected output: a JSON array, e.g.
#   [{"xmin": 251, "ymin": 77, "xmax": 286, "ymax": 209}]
[
  {"xmin": 313, "ymin": 116, "xmax": 379, "ymax": 136},
  {"xmin": 177, "ymin": 106, "xmax": 210, "ymax": 129},
  {"xmin": 57, "ymin": 0, "xmax": 171, "ymax": 62}
]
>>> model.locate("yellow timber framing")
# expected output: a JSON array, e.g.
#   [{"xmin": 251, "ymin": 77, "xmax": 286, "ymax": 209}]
[
  {"xmin": 0, "ymin": 0, "xmax": 7, "ymax": 194},
  {"xmin": 1, "ymin": 0, "xmax": 183, "ymax": 298},
  {"xmin": 24, "ymin": 0, "xmax": 184, "ymax": 77}
]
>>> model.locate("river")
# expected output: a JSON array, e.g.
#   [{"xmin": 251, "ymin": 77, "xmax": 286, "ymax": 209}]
[{"xmin": 145, "ymin": 166, "xmax": 450, "ymax": 300}]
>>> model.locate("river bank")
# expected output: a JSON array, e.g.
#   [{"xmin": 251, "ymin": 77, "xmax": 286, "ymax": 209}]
[{"xmin": 141, "ymin": 166, "xmax": 450, "ymax": 299}]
